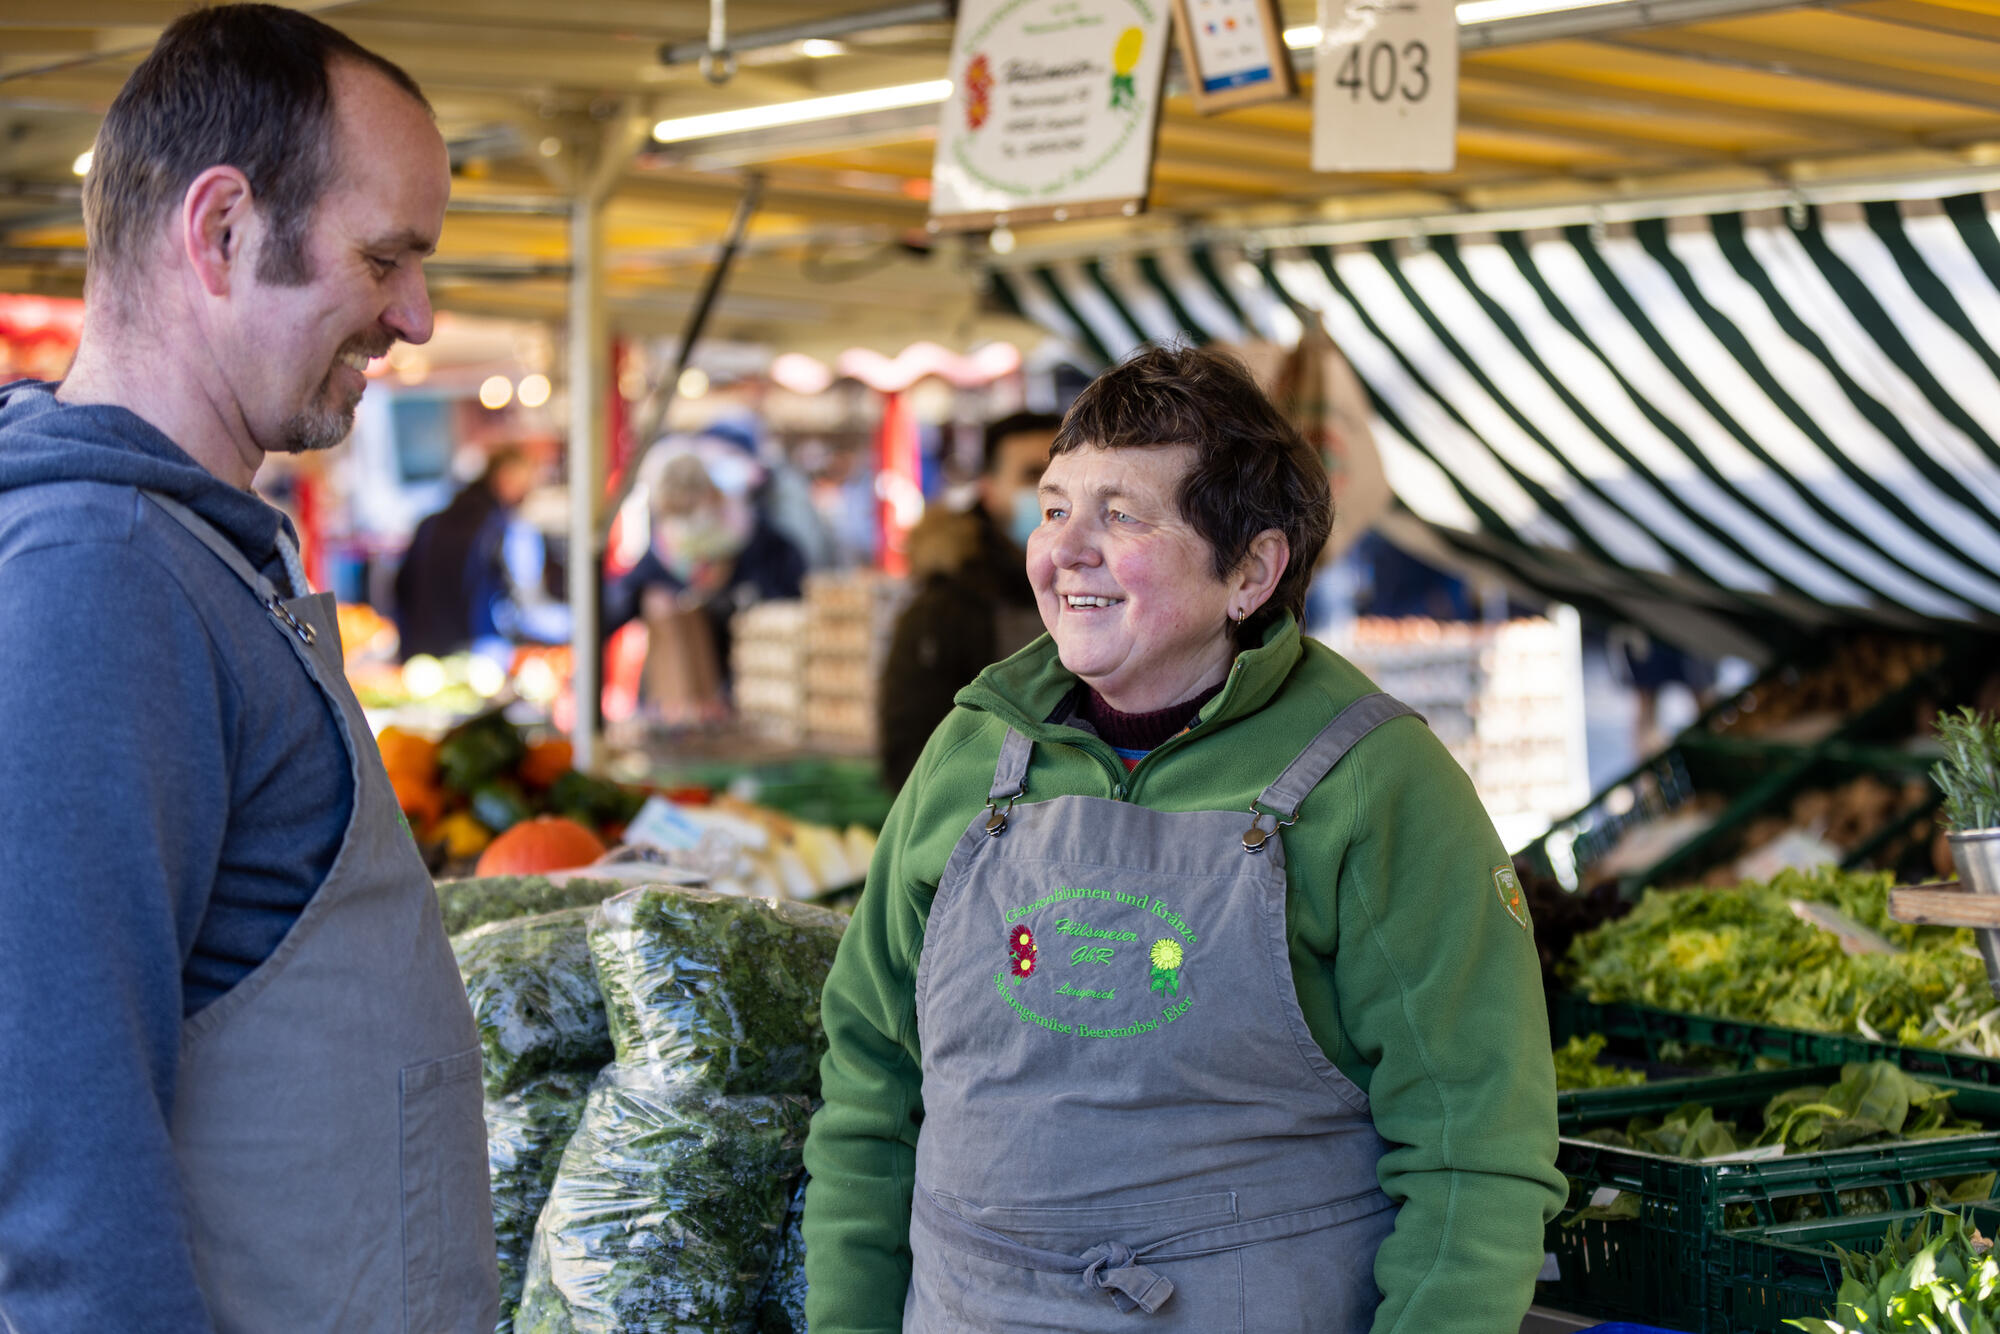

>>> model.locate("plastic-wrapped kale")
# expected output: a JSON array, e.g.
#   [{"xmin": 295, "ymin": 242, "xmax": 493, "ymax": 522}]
[
  {"xmin": 436, "ymin": 873, "xmax": 631, "ymax": 938},
  {"xmin": 587, "ymin": 887, "xmax": 847, "ymax": 1095},
  {"xmin": 513, "ymin": 1071, "xmax": 813, "ymax": 1334},
  {"xmin": 487, "ymin": 1069, "xmax": 595, "ymax": 1332},
  {"xmin": 753, "ymin": 1175, "xmax": 807, "ymax": 1334},
  {"xmin": 454, "ymin": 907, "xmax": 612, "ymax": 1097}
]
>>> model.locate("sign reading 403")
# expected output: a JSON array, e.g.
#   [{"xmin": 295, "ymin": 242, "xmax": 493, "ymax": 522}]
[
  {"xmin": 930, "ymin": 0, "xmax": 1173, "ymax": 231},
  {"xmin": 1311, "ymin": 0, "xmax": 1458, "ymax": 173}
]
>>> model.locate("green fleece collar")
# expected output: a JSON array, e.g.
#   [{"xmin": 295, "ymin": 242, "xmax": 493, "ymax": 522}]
[{"xmin": 955, "ymin": 613, "xmax": 1305, "ymax": 741}]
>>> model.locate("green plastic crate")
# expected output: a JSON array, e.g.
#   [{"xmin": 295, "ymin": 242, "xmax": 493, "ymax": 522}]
[
  {"xmin": 1706, "ymin": 1205, "xmax": 2000, "ymax": 1333},
  {"xmin": 1550, "ymin": 993, "xmax": 2000, "ymax": 1088},
  {"xmin": 1542, "ymin": 1067, "xmax": 2000, "ymax": 1329}
]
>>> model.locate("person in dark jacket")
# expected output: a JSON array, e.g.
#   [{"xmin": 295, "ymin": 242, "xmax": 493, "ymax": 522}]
[
  {"xmin": 392, "ymin": 444, "xmax": 540, "ymax": 660},
  {"xmin": 0, "ymin": 9, "xmax": 496, "ymax": 1330},
  {"xmin": 877, "ymin": 412, "xmax": 1057, "ymax": 788}
]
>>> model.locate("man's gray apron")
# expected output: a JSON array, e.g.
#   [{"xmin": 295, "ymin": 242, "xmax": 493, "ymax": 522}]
[
  {"xmin": 146, "ymin": 493, "xmax": 497, "ymax": 1333},
  {"xmin": 909, "ymin": 694, "xmax": 1418, "ymax": 1333}
]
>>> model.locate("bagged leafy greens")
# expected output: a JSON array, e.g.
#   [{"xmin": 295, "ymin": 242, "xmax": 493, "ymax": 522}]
[
  {"xmin": 513, "ymin": 1071, "xmax": 813, "ymax": 1333},
  {"xmin": 454, "ymin": 907, "xmax": 613, "ymax": 1097},
  {"xmin": 437, "ymin": 873, "xmax": 631, "ymax": 937},
  {"xmin": 487, "ymin": 1069, "xmax": 595, "ymax": 1332},
  {"xmin": 754, "ymin": 1176, "xmax": 808, "ymax": 1334},
  {"xmin": 587, "ymin": 886, "xmax": 847, "ymax": 1095}
]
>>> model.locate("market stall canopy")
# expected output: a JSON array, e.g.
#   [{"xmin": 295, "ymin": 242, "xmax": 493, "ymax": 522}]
[
  {"xmin": 10, "ymin": 0, "xmax": 2000, "ymax": 355},
  {"xmin": 994, "ymin": 192, "xmax": 2000, "ymax": 655}
]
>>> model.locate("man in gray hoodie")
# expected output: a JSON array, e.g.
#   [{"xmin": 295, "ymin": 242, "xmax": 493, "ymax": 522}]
[{"xmin": 0, "ymin": 7, "xmax": 496, "ymax": 1331}]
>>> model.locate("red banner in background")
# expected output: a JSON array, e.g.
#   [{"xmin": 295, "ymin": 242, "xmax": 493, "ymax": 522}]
[
  {"xmin": 0, "ymin": 295, "xmax": 84, "ymax": 384},
  {"xmin": 874, "ymin": 389, "xmax": 922, "ymax": 577}
]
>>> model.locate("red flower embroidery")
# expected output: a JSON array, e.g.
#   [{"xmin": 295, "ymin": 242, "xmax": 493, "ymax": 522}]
[
  {"xmin": 1010, "ymin": 925, "xmax": 1035, "ymax": 956},
  {"xmin": 1010, "ymin": 952, "xmax": 1036, "ymax": 979}
]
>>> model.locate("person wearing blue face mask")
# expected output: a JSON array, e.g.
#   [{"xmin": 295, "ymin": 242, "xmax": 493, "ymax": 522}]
[{"xmin": 878, "ymin": 412, "xmax": 1058, "ymax": 790}]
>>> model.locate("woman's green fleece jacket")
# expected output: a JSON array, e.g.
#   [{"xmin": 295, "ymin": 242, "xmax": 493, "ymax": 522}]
[{"xmin": 802, "ymin": 615, "xmax": 1566, "ymax": 1332}]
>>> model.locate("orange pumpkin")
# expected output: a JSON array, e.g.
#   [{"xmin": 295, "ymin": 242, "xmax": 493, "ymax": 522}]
[
  {"xmin": 518, "ymin": 737, "xmax": 575, "ymax": 789},
  {"xmin": 377, "ymin": 726, "xmax": 439, "ymax": 786},
  {"xmin": 390, "ymin": 771, "xmax": 444, "ymax": 829},
  {"xmin": 474, "ymin": 816, "xmax": 606, "ymax": 876}
]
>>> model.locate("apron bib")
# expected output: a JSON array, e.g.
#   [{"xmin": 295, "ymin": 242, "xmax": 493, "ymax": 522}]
[
  {"xmin": 147, "ymin": 493, "xmax": 498, "ymax": 1334},
  {"xmin": 908, "ymin": 694, "xmax": 1418, "ymax": 1333}
]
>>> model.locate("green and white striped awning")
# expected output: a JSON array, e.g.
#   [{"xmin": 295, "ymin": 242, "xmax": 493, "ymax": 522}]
[{"xmin": 991, "ymin": 196, "xmax": 2000, "ymax": 652}]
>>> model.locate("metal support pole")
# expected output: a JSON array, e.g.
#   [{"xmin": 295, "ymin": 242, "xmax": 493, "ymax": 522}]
[
  {"xmin": 567, "ymin": 187, "xmax": 608, "ymax": 776},
  {"xmin": 563, "ymin": 109, "xmax": 649, "ymax": 776}
]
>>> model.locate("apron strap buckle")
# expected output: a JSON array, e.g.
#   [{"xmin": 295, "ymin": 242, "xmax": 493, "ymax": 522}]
[
  {"xmin": 1241, "ymin": 804, "xmax": 1297, "ymax": 854},
  {"xmin": 264, "ymin": 594, "xmax": 318, "ymax": 646},
  {"xmin": 1079, "ymin": 1241, "xmax": 1174, "ymax": 1314},
  {"xmin": 984, "ymin": 794, "xmax": 1018, "ymax": 837}
]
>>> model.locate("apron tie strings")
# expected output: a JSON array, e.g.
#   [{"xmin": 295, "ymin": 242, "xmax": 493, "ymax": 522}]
[{"xmin": 1078, "ymin": 1242, "xmax": 1174, "ymax": 1314}]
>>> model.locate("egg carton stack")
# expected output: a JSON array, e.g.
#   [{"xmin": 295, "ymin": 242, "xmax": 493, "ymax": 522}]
[
  {"xmin": 1330, "ymin": 612, "xmax": 1588, "ymax": 851},
  {"xmin": 804, "ymin": 570, "xmax": 909, "ymax": 752},
  {"xmin": 730, "ymin": 600, "xmax": 811, "ymax": 743}
]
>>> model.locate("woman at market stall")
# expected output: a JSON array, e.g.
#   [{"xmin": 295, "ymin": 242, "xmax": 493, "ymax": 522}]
[{"xmin": 802, "ymin": 343, "xmax": 1566, "ymax": 1333}]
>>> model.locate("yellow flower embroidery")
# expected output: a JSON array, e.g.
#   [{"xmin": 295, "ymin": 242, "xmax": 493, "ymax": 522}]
[{"xmin": 1149, "ymin": 939, "xmax": 1183, "ymax": 971}]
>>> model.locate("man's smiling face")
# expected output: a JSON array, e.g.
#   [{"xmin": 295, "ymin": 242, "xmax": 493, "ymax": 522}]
[{"xmin": 227, "ymin": 58, "xmax": 448, "ymax": 457}]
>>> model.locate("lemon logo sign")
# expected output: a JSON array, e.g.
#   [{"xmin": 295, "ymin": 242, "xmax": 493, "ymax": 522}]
[{"xmin": 1109, "ymin": 26, "xmax": 1143, "ymax": 109}]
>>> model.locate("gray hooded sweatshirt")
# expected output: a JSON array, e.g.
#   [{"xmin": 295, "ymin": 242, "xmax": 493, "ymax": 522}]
[{"xmin": 0, "ymin": 379, "xmax": 351, "ymax": 1330}]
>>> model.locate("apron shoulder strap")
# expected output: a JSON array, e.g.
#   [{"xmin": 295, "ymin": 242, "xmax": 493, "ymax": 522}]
[
  {"xmin": 1254, "ymin": 693, "xmax": 1422, "ymax": 820},
  {"xmin": 989, "ymin": 728, "xmax": 1033, "ymax": 801},
  {"xmin": 143, "ymin": 490, "xmax": 317, "ymax": 647}
]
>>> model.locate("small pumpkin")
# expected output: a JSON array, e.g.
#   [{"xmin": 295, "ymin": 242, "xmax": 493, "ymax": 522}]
[
  {"xmin": 473, "ymin": 815, "xmax": 606, "ymax": 877},
  {"xmin": 518, "ymin": 737, "xmax": 575, "ymax": 789},
  {"xmin": 377, "ymin": 726, "xmax": 439, "ymax": 786},
  {"xmin": 390, "ymin": 771, "xmax": 443, "ymax": 829}
]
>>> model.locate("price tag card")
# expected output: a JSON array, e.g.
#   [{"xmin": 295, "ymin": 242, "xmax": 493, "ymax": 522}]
[
  {"xmin": 1310, "ymin": 0, "xmax": 1457, "ymax": 173},
  {"xmin": 1169, "ymin": 0, "xmax": 1297, "ymax": 114}
]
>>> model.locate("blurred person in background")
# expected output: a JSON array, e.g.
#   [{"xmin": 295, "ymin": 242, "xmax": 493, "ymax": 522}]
[
  {"xmin": 605, "ymin": 444, "xmax": 805, "ymax": 722},
  {"xmin": 877, "ymin": 412, "xmax": 1057, "ymax": 788},
  {"xmin": 392, "ymin": 443, "xmax": 562, "ymax": 662}
]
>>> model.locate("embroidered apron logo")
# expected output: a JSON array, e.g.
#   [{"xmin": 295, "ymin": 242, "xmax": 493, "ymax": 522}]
[
  {"xmin": 1493, "ymin": 865, "xmax": 1529, "ymax": 929},
  {"xmin": 1148, "ymin": 938, "xmax": 1185, "ymax": 997},
  {"xmin": 1007, "ymin": 925, "xmax": 1039, "ymax": 982}
]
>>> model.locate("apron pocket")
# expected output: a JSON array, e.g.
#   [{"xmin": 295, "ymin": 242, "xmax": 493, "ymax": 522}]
[{"xmin": 400, "ymin": 1047, "xmax": 497, "ymax": 1333}]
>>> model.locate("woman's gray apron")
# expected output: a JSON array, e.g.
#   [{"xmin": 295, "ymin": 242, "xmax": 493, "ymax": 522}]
[
  {"xmin": 909, "ymin": 694, "xmax": 1417, "ymax": 1333},
  {"xmin": 146, "ymin": 493, "xmax": 497, "ymax": 1333}
]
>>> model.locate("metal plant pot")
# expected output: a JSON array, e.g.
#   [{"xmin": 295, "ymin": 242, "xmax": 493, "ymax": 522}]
[{"xmin": 1949, "ymin": 827, "xmax": 2000, "ymax": 997}]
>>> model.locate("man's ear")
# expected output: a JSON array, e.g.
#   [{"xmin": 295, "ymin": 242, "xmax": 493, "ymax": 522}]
[{"xmin": 181, "ymin": 166, "xmax": 254, "ymax": 298}]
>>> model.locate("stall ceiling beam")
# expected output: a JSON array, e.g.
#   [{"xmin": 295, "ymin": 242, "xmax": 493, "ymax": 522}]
[
  {"xmin": 1842, "ymin": 1, "xmax": 2000, "ymax": 43},
  {"xmin": 1460, "ymin": 65, "xmax": 1909, "ymax": 143},
  {"xmin": 1599, "ymin": 30, "xmax": 2000, "ymax": 113},
  {"xmin": 658, "ymin": 1, "xmax": 951, "ymax": 66}
]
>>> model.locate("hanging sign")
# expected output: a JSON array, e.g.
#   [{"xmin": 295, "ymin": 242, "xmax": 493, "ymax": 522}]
[
  {"xmin": 1169, "ymin": 0, "xmax": 1297, "ymax": 115},
  {"xmin": 930, "ymin": 0, "xmax": 1172, "ymax": 231},
  {"xmin": 1310, "ymin": 0, "xmax": 1457, "ymax": 174}
]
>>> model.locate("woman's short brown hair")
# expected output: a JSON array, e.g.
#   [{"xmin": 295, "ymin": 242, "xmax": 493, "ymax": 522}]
[{"xmin": 1053, "ymin": 344, "xmax": 1332, "ymax": 639}]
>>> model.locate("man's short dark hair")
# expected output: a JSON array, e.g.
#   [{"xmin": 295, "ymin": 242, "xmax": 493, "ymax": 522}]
[
  {"xmin": 982, "ymin": 411, "xmax": 1063, "ymax": 476},
  {"xmin": 83, "ymin": 4, "xmax": 430, "ymax": 289},
  {"xmin": 1053, "ymin": 344, "xmax": 1332, "ymax": 638}
]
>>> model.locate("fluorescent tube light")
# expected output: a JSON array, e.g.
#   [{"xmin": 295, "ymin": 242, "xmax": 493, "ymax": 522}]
[
  {"xmin": 1283, "ymin": 0, "xmax": 1641, "ymax": 43},
  {"xmin": 651, "ymin": 79, "xmax": 953, "ymax": 143}
]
